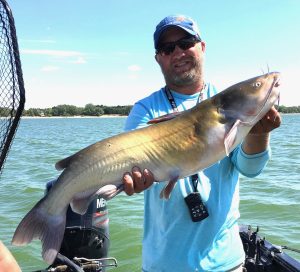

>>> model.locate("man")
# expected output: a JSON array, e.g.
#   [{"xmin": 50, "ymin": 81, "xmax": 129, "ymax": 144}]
[
  {"xmin": 122, "ymin": 15, "xmax": 281, "ymax": 271},
  {"xmin": 0, "ymin": 241, "xmax": 21, "ymax": 271}
]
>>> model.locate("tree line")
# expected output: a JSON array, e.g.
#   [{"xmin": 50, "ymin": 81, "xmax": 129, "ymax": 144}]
[
  {"xmin": 276, "ymin": 105, "xmax": 300, "ymax": 114},
  {"xmin": 22, "ymin": 105, "xmax": 300, "ymax": 116},
  {"xmin": 0, "ymin": 104, "xmax": 300, "ymax": 117},
  {"xmin": 21, "ymin": 104, "xmax": 133, "ymax": 117}
]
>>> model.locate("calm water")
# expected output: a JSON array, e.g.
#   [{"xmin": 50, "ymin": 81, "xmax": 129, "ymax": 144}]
[{"xmin": 0, "ymin": 115, "xmax": 299, "ymax": 271}]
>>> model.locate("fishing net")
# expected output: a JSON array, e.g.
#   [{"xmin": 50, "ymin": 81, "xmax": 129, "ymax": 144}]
[{"xmin": 0, "ymin": 0, "xmax": 25, "ymax": 174}]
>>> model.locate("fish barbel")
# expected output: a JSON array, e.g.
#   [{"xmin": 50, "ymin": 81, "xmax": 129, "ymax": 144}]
[{"xmin": 12, "ymin": 72, "xmax": 280, "ymax": 264}]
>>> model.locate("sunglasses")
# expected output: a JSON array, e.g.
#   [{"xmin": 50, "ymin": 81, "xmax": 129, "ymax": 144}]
[{"xmin": 156, "ymin": 36, "xmax": 201, "ymax": 56}]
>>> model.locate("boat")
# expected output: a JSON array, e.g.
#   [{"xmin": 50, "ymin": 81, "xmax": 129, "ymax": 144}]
[
  {"xmin": 30, "ymin": 222, "xmax": 300, "ymax": 272},
  {"xmin": 240, "ymin": 225, "xmax": 300, "ymax": 272}
]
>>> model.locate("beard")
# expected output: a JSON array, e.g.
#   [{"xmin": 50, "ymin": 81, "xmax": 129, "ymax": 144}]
[{"xmin": 162, "ymin": 56, "xmax": 203, "ymax": 87}]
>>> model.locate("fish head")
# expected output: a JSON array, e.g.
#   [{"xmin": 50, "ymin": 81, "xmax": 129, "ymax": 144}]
[{"xmin": 213, "ymin": 72, "xmax": 281, "ymax": 125}]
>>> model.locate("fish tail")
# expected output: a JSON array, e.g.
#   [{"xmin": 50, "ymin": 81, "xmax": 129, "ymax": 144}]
[{"xmin": 11, "ymin": 197, "xmax": 67, "ymax": 264}]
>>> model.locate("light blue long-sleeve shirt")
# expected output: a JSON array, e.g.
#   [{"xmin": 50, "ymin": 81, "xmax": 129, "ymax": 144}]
[{"xmin": 124, "ymin": 83, "xmax": 270, "ymax": 272}]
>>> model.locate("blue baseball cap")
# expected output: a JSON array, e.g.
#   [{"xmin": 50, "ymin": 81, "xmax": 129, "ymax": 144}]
[{"xmin": 154, "ymin": 15, "xmax": 201, "ymax": 49}]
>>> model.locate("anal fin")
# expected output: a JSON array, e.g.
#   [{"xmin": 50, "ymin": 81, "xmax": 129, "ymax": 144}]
[{"xmin": 159, "ymin": 178, "xmax": 178, "ymax": 200}]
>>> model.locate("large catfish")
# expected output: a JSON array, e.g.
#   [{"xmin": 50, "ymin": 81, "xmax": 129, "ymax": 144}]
[{"xmin": 12, "ymin": 72, "xmax": 280, "ymax": 264}]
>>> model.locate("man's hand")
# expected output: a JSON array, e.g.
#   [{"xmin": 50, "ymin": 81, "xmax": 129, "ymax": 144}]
[
  {"xmin": 123, "ymin": 167, "xmax": 155, "ymax": 195},
  {"xmin": 249, "ymin": 106, "xmax": 281, "ymax": 135},
  {"xmin": 243, "ymin": 106, "xmax": 281, "ymax": 154}
]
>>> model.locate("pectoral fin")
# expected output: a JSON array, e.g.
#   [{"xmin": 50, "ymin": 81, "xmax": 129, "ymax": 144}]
[
  {"xmin": 70, "ymin": 190, "xmax": 95, "ymax": 215},
  {"xmin": 224, "ymin": 120, "xmax": 241, "ymax": 156},
  {"xmin": 69, "ymin": 184, "xmax": 124, "ymax": 215},
  {"xmin": 96, "ymin": 184, "xmax": 124, "ymax": 200}
]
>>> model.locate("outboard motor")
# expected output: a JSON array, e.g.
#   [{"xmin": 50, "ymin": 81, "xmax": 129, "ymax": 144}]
[
  {"xmin": 45, "ymin": 181, "xmax": 117, "ymax": 272},
  {"xmin": 60, "ymin": 195, "xmax": 110, "ymax": 260}
]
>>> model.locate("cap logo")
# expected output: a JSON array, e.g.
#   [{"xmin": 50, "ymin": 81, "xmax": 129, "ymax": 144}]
[{"xmin": 175, "ymin": 16, "xmax": 185, "ymax": 22}]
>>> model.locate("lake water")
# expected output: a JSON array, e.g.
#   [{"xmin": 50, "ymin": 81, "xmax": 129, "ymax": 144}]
[{"xmin": 0, "ymin": 115, "xmax": 299, "ymax": 271}]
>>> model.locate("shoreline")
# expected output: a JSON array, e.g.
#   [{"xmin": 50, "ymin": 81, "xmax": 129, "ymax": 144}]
[
  {"xmin": 4, "ymin": 112, "xmax": 300, "ymax": 120},
  {"xmin": 20, "ymin": 113, "xmax": 300, "ymax": 119},
  {"xmin": 21, "ymin": 114, "xmax": 128, "ymax": 119}
]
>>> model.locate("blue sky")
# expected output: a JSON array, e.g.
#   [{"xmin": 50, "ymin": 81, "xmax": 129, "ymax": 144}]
[{"xmin": 8, "ymin": 0, "xmax": 300, "ymax": 108}]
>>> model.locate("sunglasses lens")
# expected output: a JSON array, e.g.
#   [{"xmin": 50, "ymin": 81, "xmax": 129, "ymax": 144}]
[
  {"xmin": 159, "ymin": 44, "xmax": 175, "ymax": 55},
  {"xmin": 178, "ymin": 40, "xmax": 195, "ymax": 50},
  {"xmin": 157, "ymin": 37, "xmax": 200, "ymax": 55}
]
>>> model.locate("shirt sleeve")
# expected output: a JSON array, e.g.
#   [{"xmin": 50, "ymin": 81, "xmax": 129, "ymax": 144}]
[
  {"xmin": 124, "ymin": 101, "xmax": 153, "ymax": 131},
  {"xmin": 231, "ymin": 145, "xmax": 271, "ymax": 177}
]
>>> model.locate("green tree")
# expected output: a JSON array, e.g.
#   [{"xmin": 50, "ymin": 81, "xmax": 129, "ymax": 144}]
[{"xmin": 83, "ymin": 104, "xmax": 104, "ymax": 116}]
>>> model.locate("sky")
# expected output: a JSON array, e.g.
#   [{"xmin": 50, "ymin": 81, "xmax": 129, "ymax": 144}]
[{"xmin": 7, "ymin": 0, "xmax": 300, "ymax": 109}]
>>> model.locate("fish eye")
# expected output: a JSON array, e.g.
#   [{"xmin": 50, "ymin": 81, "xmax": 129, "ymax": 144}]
[{"xmin": 253, "ymin": 81, "xmax": 262, "ymax": 88}]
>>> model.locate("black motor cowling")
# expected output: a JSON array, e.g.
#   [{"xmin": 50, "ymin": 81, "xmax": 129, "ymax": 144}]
[{"xmin": 46, "ymin": 180, "xmax": 110, "ymax": 260}]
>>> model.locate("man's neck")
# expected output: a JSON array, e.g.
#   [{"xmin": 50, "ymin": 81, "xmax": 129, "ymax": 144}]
[{"xmin": 167, "ymin": 81, "xmax": 205, "ymax": 95}]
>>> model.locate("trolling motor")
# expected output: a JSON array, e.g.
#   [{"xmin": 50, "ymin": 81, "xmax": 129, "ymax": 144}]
[
  {"xmin": 40, "ymin": 181, "xmax": 118, "ymax": 272},
  {"xmin": 240, "ymin": 225, "xmax": 300, "ymax": 272}
]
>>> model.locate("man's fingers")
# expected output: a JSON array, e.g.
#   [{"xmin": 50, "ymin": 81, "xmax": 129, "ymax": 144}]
[
  {"xmin": 143, "ymin": 169, "xmax": 155, "ymax": 189},
  {"xmin": 265, "ymin": 107, "xmax": 281, "ymax": 129},
  {"xmin": 132, "ymin": 166, "xmax": 144, "ymax": 193},
  {"xmin": 123, "ymin": 172, "xmax": 135, "ymax": 196},
  {"xmin": 271, "ymin": 109, "xmax": 281, "ymax": 128},
  {"xmin": 123, "ymin": 167, "xmax": 155, "ymax": 195},
  {"xmin": 250, "ymin": 106, "xmax": 281, "ymax": 134}
]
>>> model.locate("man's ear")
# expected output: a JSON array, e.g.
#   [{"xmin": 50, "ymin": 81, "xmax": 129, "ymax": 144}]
[
  {"xmin": 200, "ymin": 41, "xmax": 206, "ymax": 53},
  {"xmin": 155, "ymin": 54, "xmax": 159, "ymax": 63}
]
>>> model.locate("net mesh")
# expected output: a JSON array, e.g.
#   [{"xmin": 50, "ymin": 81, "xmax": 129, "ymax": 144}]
[{"xmin": 0, "ymin": 0, "xmax": 25, "ymax": 174}]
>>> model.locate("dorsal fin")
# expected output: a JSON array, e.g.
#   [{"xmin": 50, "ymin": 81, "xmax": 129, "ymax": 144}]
[
  {"xmin": 147, "ymin": 111, "xmax": 182, "ymax": 124},
  {"xmin": 55, "ymin": 154, "xmax": 77, "ymax": 170}
]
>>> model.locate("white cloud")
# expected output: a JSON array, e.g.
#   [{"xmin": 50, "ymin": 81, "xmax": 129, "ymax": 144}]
[
  {"xmin": 41, "ymin": 65, "xmax": 60, "ymax": 72},
  {"xmin": 71, "ymin": 56, "xmax": 87, "ymax": 64},
  {"xmin": 128, "ymin": 65, "xmax": 141, "ymax": 72},
  {"xmin": 21, "ymin": 49, "xmax": 84, "ymax": 58},
  {"xmin": 20, "ymin": 39, "xmax": 56, "ymax": 44}
]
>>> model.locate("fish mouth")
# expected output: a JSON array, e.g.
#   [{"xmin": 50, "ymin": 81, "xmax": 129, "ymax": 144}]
[
  {"xmin": 264, "ymin": 72, "xmax": 281, "ymax": 103},
  {"xmin": 269, "ymin": 73, "xmax": 281, "ymax": 105},
  {"xmin": 274, "ymin": 76, "xmax": 281, "ymax": 105},
  {"xmin": 242, "ymin": 72, "xmax": 281, "ymax": 126},
  {"xmin": 274, "ymin": 76, "xmax": 281, "ymax": 88}
]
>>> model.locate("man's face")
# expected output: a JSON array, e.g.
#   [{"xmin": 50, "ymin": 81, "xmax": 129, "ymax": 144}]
[{"xmin": 155, "ymin": 27, "xmax": 205, "ymax": 89}]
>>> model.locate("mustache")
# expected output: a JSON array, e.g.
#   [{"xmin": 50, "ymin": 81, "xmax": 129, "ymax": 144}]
[{"xmin": 172, "ymin": 55, "xmax": 196, "ymax": 67}]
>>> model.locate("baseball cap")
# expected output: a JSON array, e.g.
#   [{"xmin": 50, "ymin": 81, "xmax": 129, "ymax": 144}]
[{"xmin": 154, "ymin": 15, "xmax": 201, "ymax": 49}]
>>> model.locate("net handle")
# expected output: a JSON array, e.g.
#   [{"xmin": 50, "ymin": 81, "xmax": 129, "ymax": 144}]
[{"xmin": 0, "ymin": 0, "xmax": 25, "ymax": 173}]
